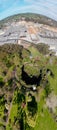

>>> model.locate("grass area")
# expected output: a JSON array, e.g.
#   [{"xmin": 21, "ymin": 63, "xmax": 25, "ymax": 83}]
[
  {"xmin": 35, "ymin": 108, "xmax": 57, "ymax": 130},
  {"xmin": 29, "ymin": 46, "xmax": 41, "ymax": 58},
  {"xmin": 34, "ymin": 91, "xmax": 57, "ymax": 130},
  {"xmin": 6, "ymin": 104, "xmax": 17, "ymax": 130},
  {"xmin": 28, "ymin": 46, "xmax": 47, "ymax": 66},
  {"xmin": 9, "ymin": 104, "xmax": 17, "ymax": 123},
  {"xmin": 6, "ymin": 92, "xmax": 18, "ymax": 130},
  {"xmin": 0, "ymin": 106, "xmax": 4, "ymax": 119},
  {"xmin": 48, "ymin": 64, "xmax": 57, "ymax": 94}
]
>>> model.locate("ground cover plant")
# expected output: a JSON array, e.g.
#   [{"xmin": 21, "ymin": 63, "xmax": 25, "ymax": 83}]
[{"xmin": 0, "ymin": 43, "xmax": 57, "ymax": 130}]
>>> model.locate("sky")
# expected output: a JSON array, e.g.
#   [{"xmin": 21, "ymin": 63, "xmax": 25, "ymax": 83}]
[{"xmin": 0, "ymin": 0, "xmax": 57, "ymax": 21}]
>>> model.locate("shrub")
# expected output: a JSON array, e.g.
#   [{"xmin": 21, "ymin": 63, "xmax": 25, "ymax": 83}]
[{"xmin": 36, "ymin": 43, "xmax": 49, "ymax": 55}]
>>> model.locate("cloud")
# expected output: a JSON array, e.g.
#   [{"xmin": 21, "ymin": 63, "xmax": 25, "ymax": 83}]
[
  {"xmin": 0, "ymin": 0, "xmax": 57, "ymax": 21},
  {"xmin": 24, "ymin": 0, "xmax": 33, "ymax": 2}
]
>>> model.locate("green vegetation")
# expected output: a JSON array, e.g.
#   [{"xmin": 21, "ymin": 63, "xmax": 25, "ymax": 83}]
[
  {"xmin": 35, "ymin": 43, "xmax": 50, "ymax": 55},
  {"xmin": 0, "ymin": 43, "xmax": 57, "ymax": 130},
  {"xmin": 0, "ymin": 13, "xmax": 57, "ymax": 29}
]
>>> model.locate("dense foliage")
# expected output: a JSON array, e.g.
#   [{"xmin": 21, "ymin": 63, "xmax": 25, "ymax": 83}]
[{"xmin": 0, "ymin": 43, "xmax": 57, "ymax": 130}]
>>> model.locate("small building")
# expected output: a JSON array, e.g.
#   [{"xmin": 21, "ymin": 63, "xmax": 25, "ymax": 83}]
[
  {"xmin": 31, "ymin": 34, "xmax": 37, "ymax": 41},
  {"xmin": 19, "ymin": 31, "xmax": 26, "ymax": 38}
]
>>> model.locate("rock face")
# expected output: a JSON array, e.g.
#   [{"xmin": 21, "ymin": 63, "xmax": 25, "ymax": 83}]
[{"xmin": 0, "ymin": 14, "xmax": 57, "ymax": 54}]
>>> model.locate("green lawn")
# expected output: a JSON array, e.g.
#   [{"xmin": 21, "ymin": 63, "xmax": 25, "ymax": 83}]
[
  {"xmin": 9, "ymin": 104, "xmax": 17, "ymax": 123},
  {"xmin": 34, "ymin": 97, "xmax": 57, "ymax": 130},
  {"xmin": 48, "ymin": 64, "xmax": 57, "ymax": 94},
  {"xmin": 6, "ymin": 103, "xmax": 18, "ymax": 130}
]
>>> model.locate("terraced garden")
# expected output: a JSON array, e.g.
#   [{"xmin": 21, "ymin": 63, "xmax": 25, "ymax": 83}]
[{"xmin": 0, "ymin": 43, "xmax": 57, "ymax": 130}]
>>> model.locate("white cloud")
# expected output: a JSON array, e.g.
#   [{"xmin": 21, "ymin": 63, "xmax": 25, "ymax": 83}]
[{"xmin": 0, "ymin": 0, "xmax": 57, "ymax": 21}]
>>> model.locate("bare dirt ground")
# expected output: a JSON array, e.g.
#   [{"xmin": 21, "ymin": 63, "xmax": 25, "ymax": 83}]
[{"xmin": 46, "ymin": 93, "xmax": 57, "ymax": 112}]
